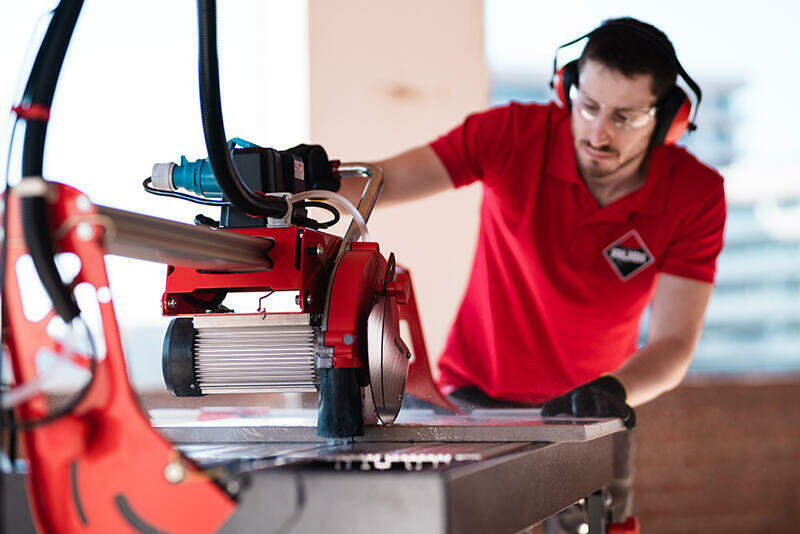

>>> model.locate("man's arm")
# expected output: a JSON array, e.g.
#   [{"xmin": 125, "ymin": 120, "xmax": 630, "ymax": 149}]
[
  {"xmin": 541, "ymin": 272, "xmax": 713, "ymax": 426},
  {"xmin": 614, "ymin": 273, "xmax": 714, "ymax": 407},
  {"xmin": 337, "ymin": 145, "xmax": 453, "ymax": 208}
]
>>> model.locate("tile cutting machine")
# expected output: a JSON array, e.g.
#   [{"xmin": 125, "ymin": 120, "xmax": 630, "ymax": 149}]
[{"xmin": 0, "ymin": 1, "xmax": 632, "ymax": 532}]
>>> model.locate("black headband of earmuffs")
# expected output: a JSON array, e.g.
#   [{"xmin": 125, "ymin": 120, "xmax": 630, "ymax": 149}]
[{"xmin": 552, "ymin": 20, "xmax": 702, "ymax": 130}]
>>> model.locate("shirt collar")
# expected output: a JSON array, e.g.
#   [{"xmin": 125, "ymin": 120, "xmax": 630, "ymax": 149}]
[{"xmin": 544, "ymin": 109, "xmax": 672, "ymax": 221}]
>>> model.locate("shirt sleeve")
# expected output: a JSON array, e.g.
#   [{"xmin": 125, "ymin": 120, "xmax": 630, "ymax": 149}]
[
  {"xmin": 428, "ymin": 104, "xmax": 516, "ymax": 189},
  {"xmin": 658, "ymin": 180, "xmax": 726, "ymax": 283}
]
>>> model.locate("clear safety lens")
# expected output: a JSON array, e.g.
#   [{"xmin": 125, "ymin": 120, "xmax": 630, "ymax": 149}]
[{"xmin": 569, "ymin": 85, "xmax": 656, "ymax": 130}]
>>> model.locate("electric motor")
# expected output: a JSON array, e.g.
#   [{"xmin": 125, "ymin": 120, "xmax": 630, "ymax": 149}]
[{"xmin": 163, "ymin": 313, "xmax": 320, "ymax": 396}]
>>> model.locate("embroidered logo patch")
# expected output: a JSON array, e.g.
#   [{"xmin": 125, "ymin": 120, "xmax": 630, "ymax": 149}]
[{"xmin": 603, "ymin": 230, "xmax": 654, "ymax": 281}]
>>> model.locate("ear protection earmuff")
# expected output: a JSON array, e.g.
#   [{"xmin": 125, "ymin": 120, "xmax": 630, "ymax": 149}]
[{"xmin": 550, "ymin": 20, "xmax": 702, "ymax": 146}]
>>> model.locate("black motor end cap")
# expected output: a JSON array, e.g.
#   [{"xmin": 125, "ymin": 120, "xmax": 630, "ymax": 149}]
[{"xmin": 162, "ymin": 317, "xmax": 202, "ymax": 397}]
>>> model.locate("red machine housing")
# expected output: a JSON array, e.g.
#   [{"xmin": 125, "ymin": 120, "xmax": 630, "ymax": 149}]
[
  {"xmin": 161, "ymin": 219, "xmax": 460, "ymax": 414},
  {"xmin": 324, "ymin": 241, "xmax": 386, "ymax": 368},
  {"xmin": 162, "ymin": 226, "xmax": 340, "ymax": 317}
]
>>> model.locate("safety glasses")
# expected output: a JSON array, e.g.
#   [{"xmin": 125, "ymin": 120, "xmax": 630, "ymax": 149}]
[{"xmin": 569, "ymin": 85, "xmax": 657, "ymax": 130}]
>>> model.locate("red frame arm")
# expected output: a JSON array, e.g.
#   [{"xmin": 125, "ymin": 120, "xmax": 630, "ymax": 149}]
[{"xmin": 2, "ymin": 184, "xmax": 234, "ymax": 533}]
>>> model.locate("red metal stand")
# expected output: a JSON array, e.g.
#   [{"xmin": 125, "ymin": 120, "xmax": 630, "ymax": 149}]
[{"xmin": 2, "ymin": 184, "xmax": 234, "ymax": 533}]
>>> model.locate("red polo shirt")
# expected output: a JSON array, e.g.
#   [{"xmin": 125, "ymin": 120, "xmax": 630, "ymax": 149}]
[{"xmin": 429, "ymin": 101, "xmax": 726, "ymax": 404}]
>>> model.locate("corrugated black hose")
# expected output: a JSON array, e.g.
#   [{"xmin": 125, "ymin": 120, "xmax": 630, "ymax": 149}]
[
  {"xmin": 19, "ymin": 0, "xmax": 84, "ymax": 323},
  {"xmin": 196, "ymin": 0, "xmax": 288, "ymax": 219}
]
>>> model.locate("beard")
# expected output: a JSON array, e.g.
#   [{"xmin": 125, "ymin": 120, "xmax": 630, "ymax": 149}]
[{"xmin": 575, "ymin": 140, "xmax": 649, "ymax": 180}]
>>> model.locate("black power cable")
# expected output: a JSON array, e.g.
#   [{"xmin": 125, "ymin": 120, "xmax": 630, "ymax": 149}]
[
  {"xmin": 142, "ymin": 177, "xmax": 230, "ymax": 206},
  {"xmin": 142, "ymin": 177, "xmax": 341, "ymax": 230},
  {"xmin": 293, "ymin": 201, "xmax": 340, "ymax": 230}
]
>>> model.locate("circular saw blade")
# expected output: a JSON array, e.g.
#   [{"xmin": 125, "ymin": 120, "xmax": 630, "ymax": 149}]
[{"xmin": 367, "ymin": 295, "xmax": 410, "ymax": 424}]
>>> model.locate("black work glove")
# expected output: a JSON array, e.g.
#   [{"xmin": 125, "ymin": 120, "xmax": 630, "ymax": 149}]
[{"xmin": 540, "ymin": 375, "xmax": 636, "ymax": 429}]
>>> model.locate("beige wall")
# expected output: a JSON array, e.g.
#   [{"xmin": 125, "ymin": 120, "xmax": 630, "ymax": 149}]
[{"xmin": 309, "ymin": 1, "xmax": 488, "ymax": 374}]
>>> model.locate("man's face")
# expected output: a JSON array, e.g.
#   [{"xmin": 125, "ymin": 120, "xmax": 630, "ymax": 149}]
[{"xmin": 571, "ymin": 59, "xmax": 658, "ymax": 181}]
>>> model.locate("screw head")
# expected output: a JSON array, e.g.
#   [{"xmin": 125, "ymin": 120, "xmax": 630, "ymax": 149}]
[
  {"xmin": 226, "ymin": 480, "xmax": 241, "ymax": 494},
  {"xmin": 76, "ymin": 222, "xmax": 93, "ymax": 241},
  {"xmin": 166, "ymin": 297, "xmax": 178, "ymax": 309},
  {"xmin": 164, "ymin": 461, "xmax": 185, "ymax": 484},
  {"xmin": 76, "ymin": 195, "xmax": 92, "ymax": 213},
  {"xmin": 303, "ymin": 292, "xmax": 313, "ymax": 307},
  {"xmin": 316, "ymin": 244, "xmax": 325, "ymax": 256},
  {"xmin": 97, "ymin": 286, "xmax": 112, "ymax": 303}
]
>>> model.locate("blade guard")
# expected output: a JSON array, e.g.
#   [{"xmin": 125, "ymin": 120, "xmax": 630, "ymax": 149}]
[{"xmin": 322, "ymin": 244, "xmax": 459, "ymax": 433}]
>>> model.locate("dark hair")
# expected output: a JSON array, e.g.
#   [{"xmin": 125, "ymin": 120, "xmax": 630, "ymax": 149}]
[{"xmin": 578, "ymin": 17, "xmax": 678, "ymax": 99}]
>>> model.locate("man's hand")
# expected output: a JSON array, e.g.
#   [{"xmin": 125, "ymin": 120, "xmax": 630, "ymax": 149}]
[{"xmin": 540, "ymin": 375, "xmax": 636, "ymax": 429}]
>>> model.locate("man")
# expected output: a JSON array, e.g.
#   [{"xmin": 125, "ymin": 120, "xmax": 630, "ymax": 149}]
[{"xmin": 341, "ymin": 17, "xmax": 724, "ymax": 521}]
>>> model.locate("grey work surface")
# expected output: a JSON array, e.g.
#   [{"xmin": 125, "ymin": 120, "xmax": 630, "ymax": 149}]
[
  {"xmin": 215, "ymin": 436, "xmax": 617, "ymax": 534},
  {"xmin": 152, "ymin": 407, "xmax": 624, "ymax": 533},
  {"xmin": 151, "ymin": 407, "xmax": 624, "ymax": 443}
]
